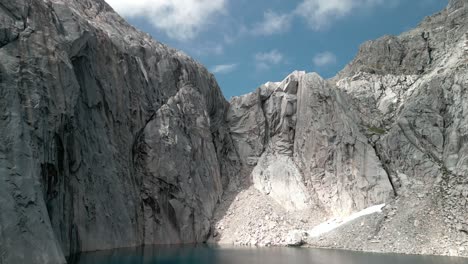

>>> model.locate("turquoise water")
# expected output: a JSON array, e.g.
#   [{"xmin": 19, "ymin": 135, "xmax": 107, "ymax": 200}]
[{"xmin": 71, "ymin": 245, "xmax": 468, "ymax": 264}]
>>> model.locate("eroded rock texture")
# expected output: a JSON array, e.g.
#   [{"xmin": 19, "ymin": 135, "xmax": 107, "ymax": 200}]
[
  {"xmin": 336, "ymin": 0, "xmax": 468, "ymax": 196},
  {"xmin": 0, "ymin": 0, "xmax": 238, "ymax": 263},
  {"xmin": 221, "ymin": 0, "xmax": 468, "ymax": 256},
  {"xmin": 228, "ymin": 71, "xmax": 394, "ymax": 216},
  {"xmin": 294, "ymin": 73, "xmax": 394, "ymax": 217},
  {"xmin": 311, "ymin": 0, "xmax": 468, "ymax": 256},
  {"xmin": 2, "ymin": 0, "xmax": 468, "ymax": 262}
]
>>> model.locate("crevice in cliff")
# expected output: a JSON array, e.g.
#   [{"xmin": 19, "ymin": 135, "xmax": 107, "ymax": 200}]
[
  {"xmin": 0, "ymin": 2, "xmax": 21, "ymax": 21},
  {"xmin": 41, "ymin": 163, "xmax": 59, "ymax": 203},
  {"xmin": 371, "ymin": 142, "xmax": 398, "ymax": 197},
  {"xmin": 0, "ymin": 34, "xmax": 18, "ymax": 49},
  {"xmin": 397, "ymin": 122, "xmax": 446, "ymax": 169},
  {"xmin": 68, "ymin": 224, "xmax": 82, "ymax": 257},
  {"xmin": 23, "ymin": 3, "xmax": 31, "ymax": 30},
  {"xmin": 422, "ymin": 32, "xmax": 434, "ymax": 67},
  {"xmin": 0, "ymin": 16, "xmax": 29, "ymax": 49},
  {"xmin": 131, "ymin": 112, "xmax": 155, "ymax": 165},
  {"xmin": 395, "ymin": 116, "xmax": 461, "ymax": 190},
  {"xmin": 259, "ymin": 92, "xmax": 270, "ymax": 152},
  {"xmin": 47, "ymin": 1, "xmax": 66, "ymax": 36}
]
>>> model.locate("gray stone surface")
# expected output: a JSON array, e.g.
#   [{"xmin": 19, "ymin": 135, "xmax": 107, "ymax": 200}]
[
  {"xmin": 228, "ymin": 71, "xmax": 394, "ymax": 216},
  {"xmin": 217, "ymin": 0, "xmax": 468, "ymax": 257},
  {"xmin": 0, "ymin": 0, "xmax": 238, "ymax": 263},
  {"xmin": 335, "ymin": 0, "xmax": 468, "ymax": 197},
  {"xmin": 285, "ymin": 230, "xmax": 307, "ymax": 247},
  {"xmin": 2, "ymin": 0, "xmax": 468, "ymax": 262},
  {"xmin": 321, "ymin": 0, "xmax": 468, "ymax": 256},
  {"xmin": 293, "ymin": 73, "xmax": 394, "ymax": 217}
]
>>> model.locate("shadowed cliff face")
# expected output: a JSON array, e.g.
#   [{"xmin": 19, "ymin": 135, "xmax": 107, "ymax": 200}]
[{"xmin": 0, "ymin": 0, "xmax": 239, "ymax": 263}]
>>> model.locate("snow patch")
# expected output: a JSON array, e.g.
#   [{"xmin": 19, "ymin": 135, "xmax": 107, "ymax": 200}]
[{"xmin": 308, "ymin": 204, "xmax": 385, "ymax": 238}]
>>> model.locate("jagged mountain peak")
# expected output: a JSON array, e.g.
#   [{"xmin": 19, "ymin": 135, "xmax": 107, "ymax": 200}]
[
  {"xmin": 335, "ymin": 0, "xmax": 467, "ymax": 79},
  {"xmin": 448, "ymin": 0, "xmax": 468, "ymax": 11},
  {"xmin": 219, "ymin": 0, "xmax": 468, "ymax": 254}
]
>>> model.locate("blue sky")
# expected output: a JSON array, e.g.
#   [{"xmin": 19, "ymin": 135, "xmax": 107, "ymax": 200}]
[{"xmin": 105, "ymin": 0, "xmax": 447, "ymax": 99}]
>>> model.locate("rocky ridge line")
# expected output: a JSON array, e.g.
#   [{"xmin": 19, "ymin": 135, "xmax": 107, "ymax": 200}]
[{"xmin": 213, "ymin": 0, "xmax": 468, "ymax": 257}]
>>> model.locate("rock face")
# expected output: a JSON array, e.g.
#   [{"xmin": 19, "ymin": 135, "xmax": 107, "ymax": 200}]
[
  {"xmin": 228, "ymin": 70, "xmax": 394, "ymax": 215},
  {"xmin": 217, "ymin": 0, "xmax": 468, "ymax": 257},
  {"xmin": 319, "ymin": 1, "xmax": 468, "ymax": 255},
  {"xmin": 335, "ymin": 0, "xmax": 468, "ymax": 200},
  {"xmin": 2, "ymin": 0, "xmax": 468, "ymax": 262},
  {"xmin": 0, "ymin": 0, "xmax": 238, "ymax": 263},
  {"xmin": 293, "ymin": 73, "xmax": 394, "ymax": 217}
]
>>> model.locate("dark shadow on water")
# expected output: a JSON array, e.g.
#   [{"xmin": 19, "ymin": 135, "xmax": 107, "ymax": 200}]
[{"xmin": 70, "ymin": 245, "xmax": 468, "ymax": 264}]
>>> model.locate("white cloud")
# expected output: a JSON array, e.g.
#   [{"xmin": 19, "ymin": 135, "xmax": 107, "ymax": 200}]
[
  {"xmin": 252, "ymin": 10, "xmax": 292, "ymax": 35},
  {"xmin": 105, "ymin": 0, "xmax": 227, "ymax": 41},
  {"xmin": 211, "ymin": 63, "xmax": 238, "ymax": 74},
  {"xmin": 254, "ymin": 50, "xmax": 285, "ymax": 71},
  {"xmin": 313, "ymin": 51, "xmax": 337, "ymax": 67},
  {"xmin": 194, "ymin": 43, "xmax": 224, "ymax": 56},
  {"xmin": 247, "ymin": 0, "xmax": 390, "ymax": 37},
  {"xmin": 295, "ymin": 0, "xmax": 386, "ymax": 30}
]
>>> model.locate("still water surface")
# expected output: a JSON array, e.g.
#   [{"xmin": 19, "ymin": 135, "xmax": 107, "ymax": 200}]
[{"xmin": 71, "ymin": 245, "xmax": 468, "ymax": 264}]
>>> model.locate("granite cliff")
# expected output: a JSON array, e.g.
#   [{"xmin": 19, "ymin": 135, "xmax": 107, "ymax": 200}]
[
  {"xmin": 213, "ymin": 0, "xmax": 468, "ymax": 257},
  {"xmin": 0, "ymin": 0, "xmax": 238, "ymax": 263},
  {"xmin": 1, "ymin": 0, "xmax": 468, "ymax": 263}
]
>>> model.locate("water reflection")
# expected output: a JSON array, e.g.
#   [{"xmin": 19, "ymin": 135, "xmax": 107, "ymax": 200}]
[{"xmin": 71, "ymin": 245, "xmax": 467, "ymax": 264}]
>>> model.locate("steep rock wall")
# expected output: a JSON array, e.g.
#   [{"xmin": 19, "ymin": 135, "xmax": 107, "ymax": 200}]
[
  {"xmin": 228, "ymin": 71, "xmax": 394, "ymax": 216},
  {"xmin": 0, "ymin": 0, "xmax": 239, "ymax": 263},
  {"xmin": 219, "ymin": 0, "xmax": 468, "ymax": 256}
]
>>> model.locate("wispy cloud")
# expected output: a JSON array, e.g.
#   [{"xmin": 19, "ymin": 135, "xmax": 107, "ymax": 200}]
[
  {"xmin": 105, "ymin": 0, "xmax": 228, "ymax": 41},
  {"xmin": 247, "ymin": 0, "xmax": 392, "ymax": 36},
  {"xmin": 313, "ymin": 51, "xmax": 337, "ymax": 67},
  {"xmin": 192, "ymin": 43, "xmax": 224, "ymax": 56},
  {"xmin": 211, "ymin": 63, "xmax": 238, "ymax": 74},
  {"xmin": 251, "ymin": 10, "xmax": 292, "ymax": 36},
  {"xmin": 254, "ymin": 50, "xmax": 285, "ymax": 71},
  {"xmin": 295, "ymin": 0, "xmax": 388, "ymax": 30}
]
